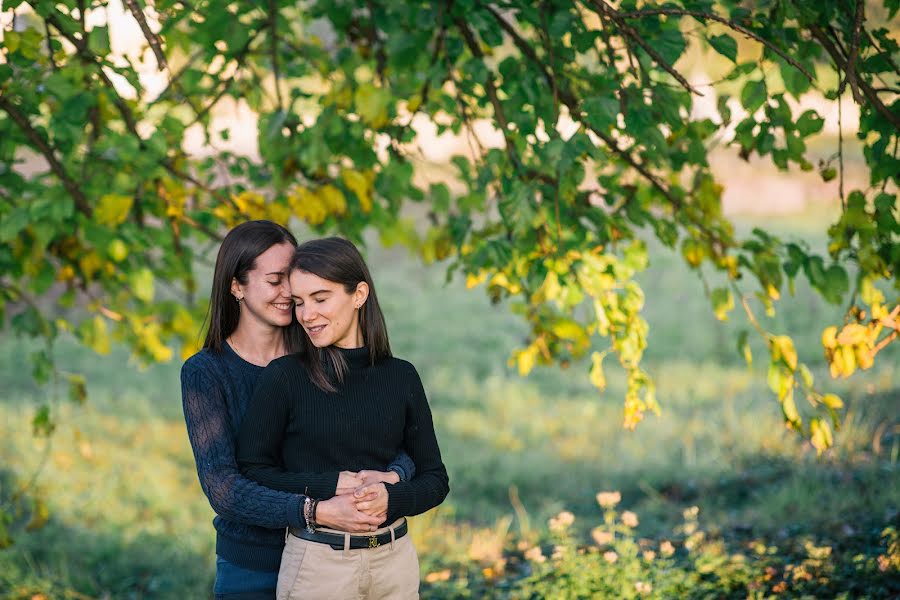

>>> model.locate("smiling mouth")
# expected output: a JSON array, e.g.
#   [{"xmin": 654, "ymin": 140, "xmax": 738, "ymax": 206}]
[
  {"xmin": 306, "ymin": 325, "xmax": 326, "ymax": 334},
  {"xmin": 273, "ymin": 303, "xmax": 292, "ymax": 310}
]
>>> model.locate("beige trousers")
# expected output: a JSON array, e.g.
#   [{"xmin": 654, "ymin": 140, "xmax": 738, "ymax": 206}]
[{"xmin": 276, "ymin": 520, "xmax": 419, "ymax": 600}]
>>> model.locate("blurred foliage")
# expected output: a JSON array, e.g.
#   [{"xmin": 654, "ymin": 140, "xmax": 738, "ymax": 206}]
[{"xmin": 0, "ymin": 0, "xmax": 898, "ymax": 449}]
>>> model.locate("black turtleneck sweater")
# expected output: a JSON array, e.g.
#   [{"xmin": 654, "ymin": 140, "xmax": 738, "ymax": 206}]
[{"xmin": 236, "ymin": 347, "xmax": 449, "ymax": 525}]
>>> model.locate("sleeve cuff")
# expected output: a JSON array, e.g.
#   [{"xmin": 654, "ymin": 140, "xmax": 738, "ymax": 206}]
[
  {"xmin": 286, "ymin": 494, "xmax": 305, "ymax": 529},
  {"xmin": 306, "ymin": 472, "xmax": 340, "ymax": 500}
]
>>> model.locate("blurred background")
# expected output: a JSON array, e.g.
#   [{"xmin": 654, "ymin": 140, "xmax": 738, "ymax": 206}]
[
  {"xmin": 2, "ymin": 199, "xmax": 898, "ymax": 598},
  {"xmin": 1, "ymin": 1, "xmax": 899, "ymax": 598}
]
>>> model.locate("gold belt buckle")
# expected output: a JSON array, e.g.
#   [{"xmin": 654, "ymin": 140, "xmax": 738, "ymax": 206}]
[{"xmin": 368, "ymin": 535, "xmax": 379, "ymax": 548}]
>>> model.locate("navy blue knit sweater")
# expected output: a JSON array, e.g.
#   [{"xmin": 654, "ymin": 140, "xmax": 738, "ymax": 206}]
[{"xmin": 181, "ymin": 343, "xmax": 415, "ymax": 572}]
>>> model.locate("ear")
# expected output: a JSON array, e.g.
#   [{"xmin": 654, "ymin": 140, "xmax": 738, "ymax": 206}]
[
  {"xmin": 354, "ymin": 281, "xmax": 369, "ymax": 308},
  {"xmin": 230, "ymin": 278, "xmax": 242, "ymax": 300}
]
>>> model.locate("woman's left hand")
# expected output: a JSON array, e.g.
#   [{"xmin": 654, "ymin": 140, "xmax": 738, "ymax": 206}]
[{"xmin": 354, "ymin": 482, "xmax": 388, "ymax": 519}]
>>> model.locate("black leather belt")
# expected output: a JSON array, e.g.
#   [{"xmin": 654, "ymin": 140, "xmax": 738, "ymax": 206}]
[{"xmin": 288, "ymin": 520, "xmax": 408, "ymax": 550}]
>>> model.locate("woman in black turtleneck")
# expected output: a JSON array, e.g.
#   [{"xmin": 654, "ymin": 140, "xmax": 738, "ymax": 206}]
[{"xmin": 236, "ymin": 237, "xmax": 449, "ymax": 600}]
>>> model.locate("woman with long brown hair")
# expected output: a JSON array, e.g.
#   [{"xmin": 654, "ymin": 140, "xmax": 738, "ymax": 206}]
[{"xmin": 181, "ymin": 221, "xmax": 415, "ymax": 599}]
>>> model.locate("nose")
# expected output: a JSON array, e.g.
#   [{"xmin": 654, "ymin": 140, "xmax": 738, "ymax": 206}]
[{"xmin": 298, "ymin": 304, "xmax": 317, "ymax": 323}]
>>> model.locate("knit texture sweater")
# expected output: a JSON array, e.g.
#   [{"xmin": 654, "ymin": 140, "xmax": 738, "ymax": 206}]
[
  {"xmin": 181, "ymin": 343, "xmax": 416, "ymax": 571},
  {"xmin": 236, "ymin": 347, "xmax": 449, "ymax": 526}
]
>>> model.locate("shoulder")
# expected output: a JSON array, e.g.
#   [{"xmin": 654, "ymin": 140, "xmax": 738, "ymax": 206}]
[
  {"xmin": 181, "ymin": 348, "xmax": 222, "ymax": 381},
  {"xmin": 378, "ymin": 356, "xmax": 422, "ymax": 381},
  {"xmin": 266, "ymin": 353, "xmax": 306, "ymax": 376},
  {"xmin": 258, "ymin": 353, "xmax": 309, "ymax": 387}
]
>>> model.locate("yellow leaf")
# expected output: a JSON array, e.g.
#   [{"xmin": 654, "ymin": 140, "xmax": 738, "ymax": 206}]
[
  {"xmin": 91, "ymin": 315, "xmax": 110, "ymax": 355},
  {"xmin": 772, "ymin": 335, "xmax": 798, "ymax": 370},
  {"xmin": 821, "ymin": 393, "xmax": 843, "ymax": 409},
  {"xmin": 466, "ymin": 271, "xmax": 489, "ymax": 289},
  {"xmin": 341, "ymin": 169, "xmax": 372, "ymax": 213},
  {"xmin": 821, "ymin": 326, "xmax": 838, "ymax": 349},
  {"xmin": 837, "ymin": 345, "xmax": 857, "ymax": 377},
  {"xmin": 266, "ymin": 201, "xmax": 291, "ymax": 225},
  {"xmin": 407, "ymin": 93, "xmax": 422, "ymax": 113},
  {"xmin": 810, "ymin": 418, "xmax": 833, "ymax": 453},
  {"xmin": 131, "ymin": 268, "xmax": 155, "ymax": 303},
  {"xmin": 354, "ymin": 83, "xmax": 391, "ymax": 128},
  {"xmin": 96, "ymin": 194, "xmax": 133, "ymax": 226},
  {"xmin": 319, "ymin": 184, "xmax": 348, "ymax": 216},
  {"xmin": 25, "ymin": 497, "xmax": 49, "ymax": 531},
  {"xmin": 78, "ymin": 252, "xmax": 103, "ymax": 281},
  {"xmin": 837, "ymin": 323, "xmax": 868, "ymax": 346},
  {"xmin": 551, "ymin": 319, "xmax": 586, "ymax": 342},
  {"xmin": 288, "ymin": 187, "xmax": 328, "ymax": 225},
  {"xmin": 512, "ymin": 344, "xmax": 539, "ymax": 376},
  {"xmin": 107, "ymin": 239, "xmax": 128, "ymax": 262},
  {"xmin": 590, "ymin": 351, "xmax": 607, "ymax": 390}
]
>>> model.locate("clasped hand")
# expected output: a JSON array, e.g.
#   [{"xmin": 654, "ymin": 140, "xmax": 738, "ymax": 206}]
[{"xmin": 314, "ymin": 470, "xmax": 396, "ymax": 533}]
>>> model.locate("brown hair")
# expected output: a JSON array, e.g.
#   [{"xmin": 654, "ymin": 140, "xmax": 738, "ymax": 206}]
[
  {"xmin": 202, "ymin": 220, "xmax": 301, "ymax": 353},
  {"xmin": 290, "ymin": 237, "xmax": 391, "ymax": 391}
]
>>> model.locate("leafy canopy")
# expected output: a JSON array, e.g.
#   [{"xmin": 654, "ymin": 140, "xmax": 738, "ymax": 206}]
[{"xmin": 1, "ymin": 0, "xmax": 898, "ymax": 452}]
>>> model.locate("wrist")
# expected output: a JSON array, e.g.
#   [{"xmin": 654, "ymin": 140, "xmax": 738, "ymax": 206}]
[{"xmin": 387, "ymin": 465, "xmax": 404, "ymax": 483}]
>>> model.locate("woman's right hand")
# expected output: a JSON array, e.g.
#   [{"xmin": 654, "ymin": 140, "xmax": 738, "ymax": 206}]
[
  {"xmin": 335, "ymin": 471, "xmax": 365, "ymax": 496},
  {"xmin": 315, "ymin": 494, "xmax": 383, "ymax": 533},
  {"xmin": 356, "ymin": 469, "xmax": 400, "ymax": 486}
]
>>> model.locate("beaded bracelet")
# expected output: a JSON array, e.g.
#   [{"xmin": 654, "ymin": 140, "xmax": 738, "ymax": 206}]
[{"xmin": 303, "ymin": 496, "xmax": 316, "ymax": 533}]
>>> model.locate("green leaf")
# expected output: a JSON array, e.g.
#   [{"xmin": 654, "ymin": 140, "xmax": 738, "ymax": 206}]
[
  {"xmin": 795, "ymin": 110, "xmax": 824, "ymax": 136},
  {"xmin": 822, "ymin": 265, "xmax": 849, "ymax": 303},
  {"xmin": 4, "ymin": 31, "xmax": 21, "ymax": 53},
  {"xmin": 68, "ymin": 374, "xmax": 87, "ymax": 405},
  {"xmin": 582, "ymin": 96, "xmax": 619, "ymax": 130},
  {"xmin": 88, "ymin": 25, "xmax": 111, "ymax": 55},
  {"xmin": 32, "ymin": 404, "xmax": 55, "ymax": 436},
  {"xmin": 30, "ymin": 350, "xmax": 54, "ymax": 385},
  {"xmin": 740, "ymin": 79, "xmax": 767, "ymax": 113},
  {"xmin": 708, "ymin": 34, "xmax": 738, "ymax": 63},
  {"xmin": 780, "ymin": 61, "xmax": 811, "ymax": 98},
  {"xmin": 0, "ymin": 207, "xmax": 29, "ymax": 242}
]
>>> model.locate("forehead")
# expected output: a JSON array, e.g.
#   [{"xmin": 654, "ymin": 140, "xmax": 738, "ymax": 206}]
[
  {"xmin": 250, "ymin": 243, "xmax": 294, "ymax": 274},
  {"xmin": 289, "ymin": 270, "xmax": 345, "ymax": 295}
]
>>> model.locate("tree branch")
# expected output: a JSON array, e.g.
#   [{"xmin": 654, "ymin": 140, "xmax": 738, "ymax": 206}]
[
  {"xmin": 0, "ymin": 95, "xmax": 92, "ymax": 217},
  {"xmin": 586, "ymin": 0, "xmax": 703, "ymax": 96},
  {"xmin": 365, "ymin": 0, "xmax": 387, "ymax": 85},
  {"xmin": 268, "ymin": 0, "xmax": 284, "ymax": 110},
  {"xmin": 615, "ymin": 6, "xmax": 815, "ymax": 84},
  {"xmin": 44, "ymin": 12, "xmax": 142, "ymax": 138},
  {"xmin": 454, "ymin": 16, "xmax": 523, "ymax": 170},
  {"xmin": 123, "ymin": 0, "xmax": 167, "ymax": 71},
  {"xmin": 809, "ymin": 24, "xmax": 900, "ymax": 133},
  {"xmin": 843, "ymin": 0, "xmax": 865, "ymax": 105},
  {"xmin": 478, "ymin": 6, "xmax": 674, "ymax": 203}
]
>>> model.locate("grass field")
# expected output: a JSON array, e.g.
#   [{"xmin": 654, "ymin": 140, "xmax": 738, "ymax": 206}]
[{"xmin": 1, "ymin": 215, "xmax": 898, "ymax": 599}]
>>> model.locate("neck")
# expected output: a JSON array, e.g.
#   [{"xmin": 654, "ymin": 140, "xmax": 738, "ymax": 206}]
[{"xmin": 228, "ymin": 319, "xmax": 287, "ymax": 366}]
